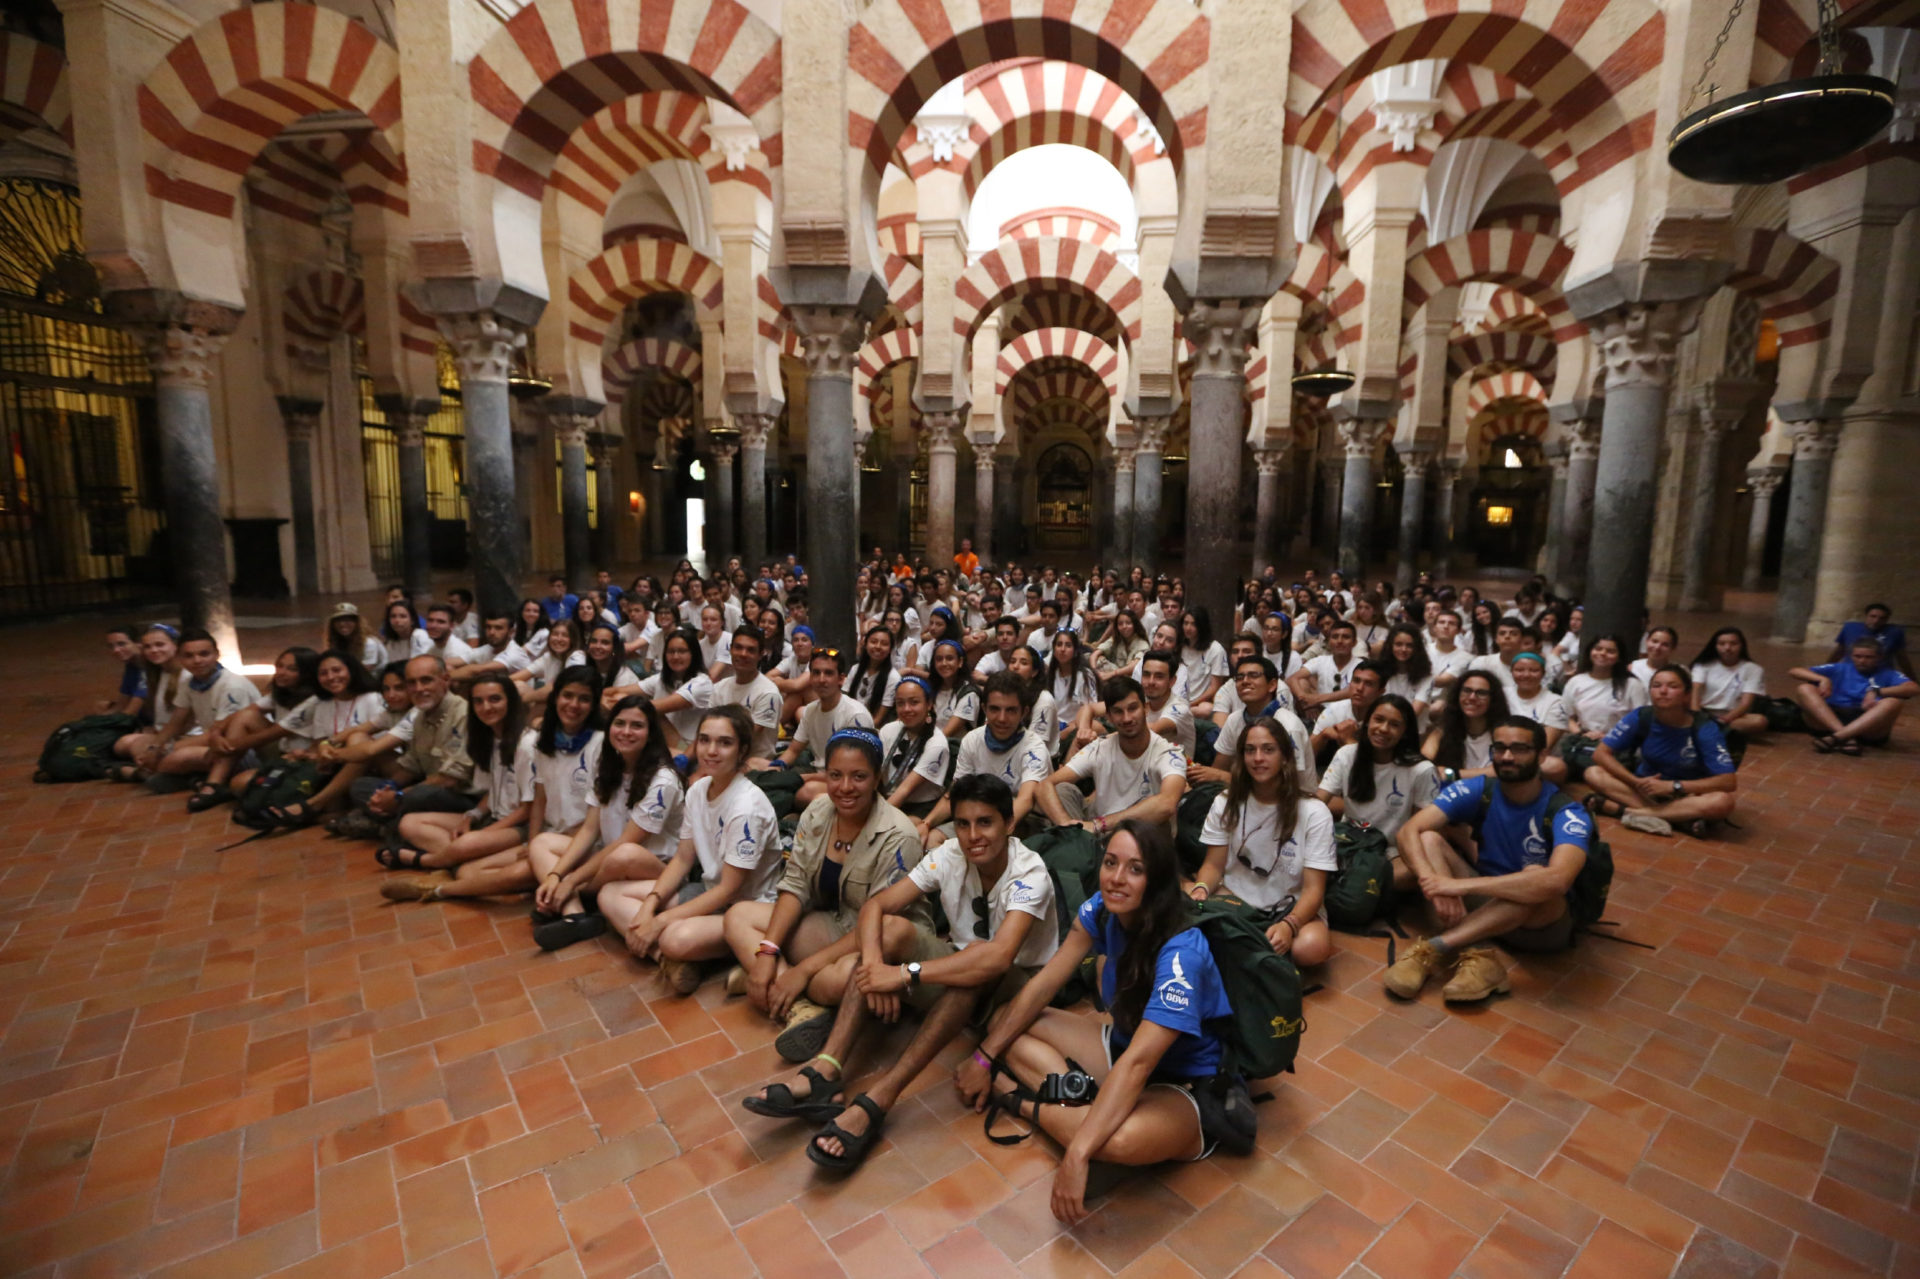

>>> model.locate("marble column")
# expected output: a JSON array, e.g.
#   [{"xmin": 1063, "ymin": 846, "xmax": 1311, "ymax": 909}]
[
  {"xmin": 276, "ymin": 396, "xmax": 322, "ymax": 598},
  {"xmin": 442, "ymin": 313, "xmax": 530, "ymax": 618},
  {"xmin": 788, "ymin": 305, "xmax": 868, "ymax": 650},
  {"xmin": 970, "ymin": 435, "xmax": 996, "ymax": 568},
  {"xmin": 736, "ymin": 413, "xmax": 774, "ymax": 570},
  {"xmin": 382, "ymin": 397, "xmax": 439, "ymax": 603},
  {"xmin": 1556, "ymin": 412, "xmax": 1602, "ymax": 598},
  {"xmin": 922, "ymin": 409, "xmax": 965, "ymax": 570},
  {"xmin": 144, "ymin": 321, "xmax": 240, "ymax": 659},
  {"xmin": 1432, "ymin": 459, "xmax": 1460, "ymax": 579},
  {"xmin": 1315, "ymin": 459, "xmax": 1342, "ymax": 556},
  {"xmin": 1741, "ymin": 468, "xmax": 1785, "ymax": 591},
  {"xmin": 1771, "ymin": 417, "xmax": 1841, "ymax": 642},
  {"xmin": 710, "ymin": 439, "xmax": 739, "ymax": 564},
  {"xmin": 1540, "ymin": 445, "xmax": 1569, "ymax": 584},
  {"xmin": 1112, "ymin": 447, "xmax": 1136, "ymax": 568},
  {"xmin": 589, "ymin": 431, "xmax": 618, "ymax": 570},
  {"xmin": 1251, "ymin": 447, "xmax": 1286, "ymax": 580},
  {"xmin": 1132, "ymin": 418, "xmax": 1170, "ymax": 574},
  {"xmin": 1335, "ymin": 413, "xmax": 1391, "ymax": 580},
  {"xmin": 852, "ymin": 438, "xmax": 868, "ymax": 518},
  {"xmin": 546, "ymin": 398, "xmax": 600, "ymax": 592},
  {"xmin": 1582, "ymin": 300, "xmax": 1701, "ymax": 648},
  {"xmin": 994, "ymin": 452, "xmax": 1021, "ymax": 563},
  {"xmin": 1184, "ymin": 302, "xmax": 1260, "ymax": 623},
  {"xmin": 1396, "ymin": 451, "xmax": 1431, "ymax": 590},
  {"xmin": 1680, "ymin": 382, "xmax": 1754, "ymax": 611}
]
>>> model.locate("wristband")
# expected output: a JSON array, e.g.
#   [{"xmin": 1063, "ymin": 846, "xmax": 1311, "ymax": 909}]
[
  {"xmin": 755, "ymin": 940, "xmax": 783, "ymax": 959},
  {"xmin": 972, "ymin": 1050, "xmax": 993, "ymax": 1070}
]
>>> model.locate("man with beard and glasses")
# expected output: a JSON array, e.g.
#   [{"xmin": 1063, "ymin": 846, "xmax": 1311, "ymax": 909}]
[{"xmin": 1381, "ymin": 717, "xmax": 1592, "ymax": 1004}]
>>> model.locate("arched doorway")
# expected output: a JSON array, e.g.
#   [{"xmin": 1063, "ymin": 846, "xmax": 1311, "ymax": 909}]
[
  {"xmin": 1032, "ymin": 441, "xmax": 1093, "ymax": 552},
  {"xmin": 1469, "ymin": 434, "xmax": 1550, "ymax": 568}
]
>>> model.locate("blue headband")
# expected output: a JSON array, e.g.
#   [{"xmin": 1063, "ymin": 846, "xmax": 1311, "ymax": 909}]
[
  {"xmin": 826, "ymin": 727, "xmax": 883, "ymax": 756},
  {"xmin": 1514, "ymin": 651, "xmax": 1546, "ymax": 667},
  {"xmin": 898, "ymin": 674, "xmax": 933, "ymax": 701},
  {"xmin": 934, "ymin": 638, "xmax": 966, "ymax": 656},
  {"xmin": 792, "ymin": 625, "xmax": 815, "ymax": 641},
  {"xmin": 146, "ymin": 622, "xmax": 180, "ymax": 640}
]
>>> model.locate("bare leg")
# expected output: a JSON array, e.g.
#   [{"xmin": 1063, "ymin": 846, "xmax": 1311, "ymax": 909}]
[
  {"xmin": 658, "ymin": 914, "xmax": 732, "ymax": 961},
  {"xmin": 1285, "ymin": 919, "xmax": 1333, "ymax": 967},
  {"xmin": 997, "ymin": 1010, "xmax": 1204, "ymax": 1164},
  {"xmin": 1539, "ymin": 755, "xmax": 1568, "ymax": 785},
  {"xmin": 1831, "ymin": 698, "xmax": 1904, "ymax": 745},
  {"xmin": 1793, "ymin": 683, "xmax": 1846, "ymax": 735},
  {"xmin": 590, "ymin": 843, "xmax": 666, "ymax": 890},
  {"xmin": 812, "ymin": 985, "xmax": 983, "ymax": 1158},
  {"xmin": 721, "ymin": 903, "xmax": 845, "ymax": 1015},
  {"xmin": 1581, "ymin": 766, "xmax": 1642, "ymax": 811},
  {"xmin": 599, "ymin": 879, "xmax": 660, "ymax": 954},
  {"xmin": 303, "ymin": 758, "xmax": 368, "ymax": 813},
  {"xmin": 433, "ymin": 847, "xmax": 534, "ymax": 899},
  {"xmin": 429, "ymin": 823, "xmax": 527, "ymax": 869},
  {"xmin": 807, "ymin": 916, "xmax": 923, "ymax": 1007},
  {"xmin": 1728, "ymin": 712, "xmax": 1768, "ymax": 737},
  {"xmin": 397, "ymin": 812, "xmax": 466, "ymax": 859}
]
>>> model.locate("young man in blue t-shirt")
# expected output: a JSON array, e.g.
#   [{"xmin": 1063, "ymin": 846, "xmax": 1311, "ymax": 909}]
[
  {"xmin": 1828, "ymin": 603, "xmax": 1910, "ymax": 679},
  {"xmin": 1789, "ymin": 636, "xmax": 1915, "ymax": 755},
  {"xmin": 1384, "ymin": 717, "xmax": 1592, "ymax": 1003}
]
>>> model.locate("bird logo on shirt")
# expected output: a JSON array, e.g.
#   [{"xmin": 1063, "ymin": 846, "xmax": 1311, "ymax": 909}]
[
  {"xmin": 1156, "ymin": 953, "xmax": 1193, "ymax": 1011},
  {"xmin": 1388, "ymin": 776, "xmax": 1405, "ymax": 803},
  {"xmin": 1523, "ymin": 819, "xmax": 1549, "ymax": 865},
  {"xmin": 735, "ymin": 823, "xmax": 758, "ymax": 860}
]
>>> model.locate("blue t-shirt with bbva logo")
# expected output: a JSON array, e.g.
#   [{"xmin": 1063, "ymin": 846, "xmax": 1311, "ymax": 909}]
[
  {"xmin": 1601, "ymin": 708, "xmax": 1738, "ymax": 780},
  {"xmin": 1431, "ymin": 777, "xmax": 1592, "ymax": 878},
  {"xmin": 1077, "ymin": 893, "xmax": 1232, "ymax": 1079}
]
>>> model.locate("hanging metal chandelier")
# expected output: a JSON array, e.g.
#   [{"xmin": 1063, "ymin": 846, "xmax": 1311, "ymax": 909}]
[{"xmin": 1668, "ymin": 0, "xmax": 1894, "ymax": 185}]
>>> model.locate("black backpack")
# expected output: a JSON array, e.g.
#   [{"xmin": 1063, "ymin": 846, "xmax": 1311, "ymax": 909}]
[
  {"xmin": 233, "ymin": 759, "xmax": 324, "ymax": 828},
  {"xmin": 35, "ymin": 714, "xmax": 137, "ymax": 783},
  {"xmin": 1474, "ymin": 783, "xmax": 1614, "ymax": 930},
  {"xmin": 1022, "ymin": 825, "xmax": 1102, "ymax": 1007},
  {"xmin": 1174, "ymin": 782, "xmax": 1224, "ymax": 878}
]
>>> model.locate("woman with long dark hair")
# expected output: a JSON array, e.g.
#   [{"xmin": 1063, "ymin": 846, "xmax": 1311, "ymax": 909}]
[
  {"xmin": 642, "ymin": 626, "xmax": 715, "ymax": 751},
  {"xmin": 958, "ymin": 820, "xmax": 1253, "ymax": 1225},
  {"xmin": 382, "ymin": 673, "xmax": 534, "ymax": 881},
  {"xmin": 1316, "ymin": 694, "xmax": 1436, "ymax": 890},
  {"xmin": 260, "ymin": 650, "xmax": 387, "ymax": 825},
  {"xmin": 530, "ymin": 695, "xmax": 685, "ymax": 951},
  {"xmin": 1177, "ymin": 607, "xmax": 1229, "ymax": 717},
  {"xmin": 516, "ymin": 617, "xmax": 585, "ymax": 708},
  {"xmin": 844, "ymin": 625, "xmax": 901, "ymax": 723},
  {"xmin": 1377, "ymin": 623, "xmax": 1435, "ymax": 723},
  {"xmin": 1421, "ymin": 670, "xmax": 1511, "ymax": 781},
  {"xmin": 1562, "ymin": 634, "xmax": 1647, "ymax": 740},
  {"xmin": 926, "ymin": 639, "xmax": 978, "ymax": 736},
  {"xmin": 511, "ymin": 597, "xmax": 551, "ymax": 660},
  {"xmin": 877, "ymin": 675, "xmax": 949, "ymax": 818},
  {"xmin": 581, "ymin": 620, "xmax": 641, "ymax": 708},
  {"xmin": 1689, "ymin": 625, "xmax": 1769, "ymax": 738},
  {"xmin": 1466, "ymin": 599, "xmax": 1499, "ymax": 657},
  {"xmin": 1095, "ymin": 609, "xmax": 1148, "ymax": 677},
  {"xmin": 323, "ymin": 604, "xmax": 385, "ymax": 669},
  {"xmin": 1044, "ymin": 629, "xmax": 1099, "ymax": 754}
]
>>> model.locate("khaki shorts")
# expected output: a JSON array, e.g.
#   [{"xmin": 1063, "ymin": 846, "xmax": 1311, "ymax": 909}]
[{"xmin": 815, "ymin": 909, "xmax": 955, "ymax": 1009}]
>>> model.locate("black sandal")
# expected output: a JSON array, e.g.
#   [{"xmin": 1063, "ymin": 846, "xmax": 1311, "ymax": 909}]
[
  {"xmin": 1682, "ymin": 819, "xmax": 1713, "ymax": 839},
  {"xmin": 741, "ymin": 1063, "xmax": 844, "ymax": 1123},
  {"xmin": 111, "ymin": 763, "xmax": 146, "ymax": 784},
  {"xmin": 1813, "ymin": 734, "xmax": 1840, "ymax": 753},
  {"xmin": 1584, "ymin": 793, "xmax": 1627, "ymax": 820},
  {"xmin": 186, "ymin": 783, "xmax": 233, "ymax": 813},
  {"xmin": 1838, "ymin": 740, "xmax": 1862, "ymax": 756},
  {"xmin": 805, "ymin": 1094, "xmax": 887, "ymax": 1172},
  {"xmin": 265, "ymin": 801, "xmax": 316, "ymax": 828},
  {"xmin": 375, "ymin": 847, "xmax": 427, "ymax": 870}
]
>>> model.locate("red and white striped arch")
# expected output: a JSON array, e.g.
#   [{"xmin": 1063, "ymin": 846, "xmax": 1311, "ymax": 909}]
[
  {"xmin": 549, "ymin": 93, "xmax": 710, "ymax": 215},
  {"xmin": 567, "ymin": 238, "xmax": 725, "ymax": 354},
  {"xmin": 996, "ymin": 328, "xmax": 1123, "ymax": 404},
  {"xmin": 847, "ymin": 0, "xmax": 1209, "ymax": 198},
  {"xmin": 956, "ymin": 61, "xmax": 1167, "ymax": 201},
  {"xmin": 1449, "ymin": 327, "xmax": 1556, "ymax": 382},
  {"xmin": 467, "ymin": 0, "xmax": 781, "ymax": 204},
  {"xmin": 603, "ymin": 337, "xmax": 702, "ymax": 405},
  {"xmin": 0, "ymin": 33, "xmax": 68, "ymax": 143},
  {"xmin": 1401, "ymin": 230, "xmax": 1580, "ymax": 342},
  {"xmin": 1006, "ymin": 365, "xmax": 1109, "ymax": 418},
  {"xmin": 1280, "ymin": 242, "xmax": 1365, "ymax": 336},
  {"xmin": 138, "ymin": 4, "xmax": 403, "ymax": 224},
  {"xmin": 247, "ymin": 132, "xmax": 408, "ymax": 224},
  {"xmin": 954, "ymin": 238, "xmax": 1142, "ymax": 348},
  {"xmin": 1724, "ymin": 228, "xmax": 1843, "ymax": 349},
  {"xmin": 1000, "ymin": 208, "xmax": 1123, "ymax": 249},
  {"xmin": 1005, "ymin": 293, "xmax": 1126, "ymax": 349},
  {"xmin": 1288, "ymin": 1, "xmax": 1660, "ymax": 192},
  {"xmin": 877, "ymin": 214, "xmax": 919, "ymax": 261},
  {"xmin": 395, "ymin": 295, "xmax": 442, "ymax": 359},
  {"xmin": 283, "ymin": 268, "xmax": 365, "ymax": 357},
  {"xmin": 1466, "ymin": 370, "xmax": 1548, "ymax": 418},
  {"xmin": 854, "ymin": 327, "xmax": 921, "ymax": 407},
  {"xmin": 880, "ymin": 254, "xmax": 925, "ymax": 332}
]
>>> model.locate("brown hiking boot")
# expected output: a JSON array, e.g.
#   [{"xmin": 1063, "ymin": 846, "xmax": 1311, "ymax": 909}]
[
  {"xmin": 775, "ymin": 998, "xmax": 834, "ymax": 1063},
  {"xmin": 1382, "ymin": 939, "xmax": 1451, "ymax": 1000},
  {"xmin": 1441, "ymin": 948, "xmax": 1511, "ymax": 1002},
  {"xmin": 724, "ymin": 965, "xmax": 749, "ymax": 998},
  {"xmin": 379, "ymin": 876, "xmax": 441, "ymax": 903},
  {"xmin": 658, "ymin": 957, "xmax": 705, "ymax": 997}
]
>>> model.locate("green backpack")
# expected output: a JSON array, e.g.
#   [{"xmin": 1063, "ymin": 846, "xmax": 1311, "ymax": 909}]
[
  {"xmin": 234, "ymin": 759, "xmax": 324, "ymax": 828},
  {"xmin": 1175, "ymin": 782, "xmax": 1224, "ymax": 878},
  {"xmin": 1475, "ymin": 784, "xmax": 1614, "ymax": 931},
  {"xmin": 1187, "ymin": 896, "xmax": 1306, "ymax": 1079},
  {"xmin": 35, "ymin": 713, "xmax": 137, "ymax": 783},
  {"xmin": 1325, "ymin": 819, "xmax": 1393, "ymax": 930},
  {"xmin": 1022, "ymin": 825, "xmax": 1103, "ymax": 1006},
  {"xmin": 750, "ymin": 766, "xmax": 807, "ymax": 819}
]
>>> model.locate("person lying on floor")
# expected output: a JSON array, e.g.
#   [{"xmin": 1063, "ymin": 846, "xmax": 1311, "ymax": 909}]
[
  {"xmin": 959, "ymin": 820, "xmax": 1254, "ymax": 1225},
  {"xmin": 742, "ymin": 774, "xmax": 1061, "ymax": 1172}
]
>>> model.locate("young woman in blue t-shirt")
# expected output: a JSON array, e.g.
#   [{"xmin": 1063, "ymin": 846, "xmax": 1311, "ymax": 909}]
[
  {"xmin": 957, "ymin": 820, "xmax": 1250, "ymax": 1225},
  {"xmin": 1585, "ymin": 665, "xmax": 1738, "ymax": 838}
]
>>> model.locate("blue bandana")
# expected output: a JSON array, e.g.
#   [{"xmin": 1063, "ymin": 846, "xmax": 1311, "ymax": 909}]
[
  {"xmin": 792, "ymin": 625, "xmax": 815, "ymax": 641},
  {"xmin": 553, "ymin": 725, "xmax": 595, "ymax": 754},
  {"xmin": 147, "ymin": 622, "xmax": 180, "ymax": 640},
  {"xmin": 899, "ymin": 675, "xmax": 933, "ymax": 701}
]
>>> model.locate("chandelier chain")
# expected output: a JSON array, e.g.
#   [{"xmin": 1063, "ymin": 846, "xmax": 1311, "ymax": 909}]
[{"xmin": 1688, "ymin": 0, "xmax": 1746, "ymax": 112}]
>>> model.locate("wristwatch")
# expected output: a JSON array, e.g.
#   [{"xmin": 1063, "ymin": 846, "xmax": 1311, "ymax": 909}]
[
  {"xmin": 904, "ymin": 962, "xmax": 923, "ymax": 989},
  {"xmin": 1671, "ymin": 780, "xmax": 1686, "ymax": 798}
]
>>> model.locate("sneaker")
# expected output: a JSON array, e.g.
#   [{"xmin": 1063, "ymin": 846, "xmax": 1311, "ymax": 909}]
[
  {"xmin": 658, "ymin": 957, "xmax": 706, "ymax": 997},
  {"xmin": 1382, "ymin": 939, "xmax": 1451, "ymax": 1000},
  {"xmin": 533, "ymin": 913, "xmax": 607, "ymax": 952},
  {"xmin": 379, "ymin": 876, "xmax": 441, "ymax": 903},
  {"xmin": 775, "ymin": 998, "xmax": 834, "ymax": 1063},
  {"xmin": 1622, "ymin": 813, "xmax": 1673, "ymax": 836},
  {"xmin": 724, "ymin": 965, "xmax": 749, "ymax": 998},
  {"xmin": 1441, "ymin": 948, "xmax": 1510, "ymax": 1002}
]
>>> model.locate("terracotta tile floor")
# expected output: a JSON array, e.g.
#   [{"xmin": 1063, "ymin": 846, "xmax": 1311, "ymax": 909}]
[{"xmin": 2, "ymin": 590, "xmax": 1917, "ymax": 1278}]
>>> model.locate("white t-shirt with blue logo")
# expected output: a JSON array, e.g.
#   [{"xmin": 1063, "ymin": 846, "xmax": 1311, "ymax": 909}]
[
  {"xmin": 953, "ymin": 725, "xmax": 1053, "ymax": 791},
  {"xmin": 1200, "ymin": 793, "xmax": 1339, "ymax": 912},
  {"xmin": 1060, "ymin": 731, "xmax": 1186, "ymax": 820},
  {"xmin": 531, "ymin": 732, "xmax": 603, "ymax": 835},
  {"xmin": 908, "ymin": 837, "xmax": 1059, "ymax": 969},
  {"xmin": 1318, "ymin": 746, "xmax": 1439, "ymax": 841},
  {"xmin": 594, "ymin": 762, "xmax": 684, "ymax": 859},
  {"xmin": 679, "ymin": 773, "xmax": 781, "ymax": 903},
  {"xmin": 1430, "ymin": 777, "xmax": 1592, "ymax": 877},
  {"xmin": 1078, "ymin": 893, "xmax": 1233, "ymax": 1079}
]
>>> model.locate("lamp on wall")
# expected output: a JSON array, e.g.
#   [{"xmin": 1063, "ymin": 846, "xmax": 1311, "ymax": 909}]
[{"xmin": 1668, "ymin": 0, "xmax": 1893, "ymax": 185}]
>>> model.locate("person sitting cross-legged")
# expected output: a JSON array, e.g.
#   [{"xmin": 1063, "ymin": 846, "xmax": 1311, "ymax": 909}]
[
  {"xmin": 1789, "ymin": 636, "xmax": 1914, "ymax": 756},
  {"xmin": 1037, "ymin": 675, "xmax": 1187, "ymax": 837},
  {"xmin": 742, "ymin": 775, "xmax": 1061, "ymax": 1172},
  {"xmin": 1583, "ymin": 664, "xmax": 1739, "ymax": 838},
  {"xmin": 1384, "ymin": 717, "xmax": 1594, "ymax": 1004}
]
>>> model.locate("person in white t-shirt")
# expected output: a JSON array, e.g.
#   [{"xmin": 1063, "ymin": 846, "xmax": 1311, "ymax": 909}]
[
  {"xmin": 1040, "ymin": 675, "xmax": 1187, "ymax": 831},
  {"xmin": 741, "ymin": 773, "xmax": 1059, "ymax": 1171},
  {"xmin": 449, "ymin": 613, "xmax": 534, "ymax": 685},
  {"xmin": 525, "ymin": 669, "xmax": 605, "ymax": 844},
  {"xmin": 412, "ymin": 604, "xmax": 475, "ymax": 666},
  {"xmin": 133, "ymin": 627, "xmax": 261, "ymax": 809},
  {"xmin": 769, "ymin": 648, "xmax": 875, "ymax": 790},
  {"xmin": 513, "ymin": 617, "xmax": 586, "ymax": 706},
  {"xmin": 1289, "ymin": 620, "xmax": 1361, "ymax": 718},
  {"xmin": 877, "ymin": 676, "xmax": 951, "ymax": 818},
  {"xmin": 707, "ymin": 629, "xmax": 784, "ymax": 762},
  {"xmin": 1176, "ymin": 608, "xmax": 1231, "ymax": 716},
  {"xmin": 1425, "ymin": 611, "xmax": 1473, "ymax": 692},
  {"xmin": 695, "ymin": 605, "xmax": 733, "ymax": 677},
  {"xmin": 1190, "ymin": 654, "xmax": 1316, "ymax": 791},
  {"xmin": 927, "ymin": 641, "xmax": 980, "ymax": 735},
  {"xmin": 1629, "ymin": 626, "xmax": 1679, "ymax": 688},
  {"xmin": 603, "ymin": 705, "xmax": 781, "ymax": 994},
  {"xmin": 1193, "ymin": 718, "xmax": 1336, "ymax": 964},
  {"xmin": 448, "ymin": 589, "xmax": 480, "ymax": 644},
  {"xmin": 1561, "ymin": 635, "xmax": 1649, "ymax": 742},
  {"xmin": 1310, "ymin": 661, "xmax": 1387, "ymax": 770},
  {"xmin": 1688, "ymin": 627, "xmax": 1769, "ymax": 738},
  {"xmin": 1003, "ymin": 644, "xmax": 1057, "ymax": 749},
  {"xmin": 1377, "ymin": 624, "xmax": 1436, "ymax": 723},
  {"xmin": 1316, "ymin": 693, "xmax": 1439, "ymax": 891},
  {"xmin": 1466, "ymin": 618, "xmax": 1527, "ymax": 700},
  {"xmin": 918, "ymin": 672, "xmax": 1053, "ymax": 844},
  {"xmin": 529, "ymin": 696, "xmax": 687, "ymax": 951},
  {"xmin": 1506, "ymin": 653, "xmax": 1569, "ymax": 768}
]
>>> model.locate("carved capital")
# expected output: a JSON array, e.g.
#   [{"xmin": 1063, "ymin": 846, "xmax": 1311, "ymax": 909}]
[
  {"xmin": 916, "ymin": 115, "xmax": 970, "ymax": 164},
  {"xmin": 588, "ymin": 432, "xmax": 619, "ymax": 466},
  {"xmin": 733, "ymin": 412, "xmax": 775, "ymax": 451},
  {"xmin": 1591, "ymin": 300, "xmax": 1702, "ymax": 391},
  {"xmin": 922, "ymin": 408, "xmax": 966, "ymax": 453},
  {"xmin": 1182, "ymin": 300, "xmax": 1261, "ymax": 379},
  {"xmin": 1336, "ymin": 418, "xmax": 1390, "ymax": 460},
  {"xmin": 705, "ymin": 118, "xmax": 759, "ymax": 171},
  {"xmin": 393, "ymin": 414, "xmax": 430, "ymax": 449},
  {"xmin": 276, "ymin": 396, "xmax": 323, "ymax": 443},
  {"xmin": 1786, "ymin": 417, "xmax": 1842, "ymax": 462},
  {"xmin": 1565, "ymin": 417, "xmax": 1603, "ymax": 460},
  {"xmin": 1398, "ymin": 450, "xmax": 1432, "ymax": 481},
  {"xmin": 853, "ymin": 438, "xmax": 868, "ymax": 468},
  {"xmin": 1113, "ymin": 446, "xmax": 1137, "ymax": 476},
  {"xmin": 144, "ymin": 326, "xmax": 229, "ymax": 390},
  {"xmin": 1252, "ymin": 447, "xmax": 1288, "ymax": 476},
  {"xmin": 1746, "ymin": 468, "xmax": 1786, "ymax": 499},
  {"xmin": 1372, "ymin": 103, "xmax": 1440, "ymax": 152},
  {"xmin": 711, "ymin": 441, "xmax": 739, "ymax": 466},
  {"xmin": 1548, "ymin": 453, "xmax": 1570, "ymax": 480},
  {"xmin": 1132, "ymin": 415, "xmax": 1173, "ymax": 455},
  {"xmin": 787, "ymin": 305, "xmax": 867, "ymax": 378},
  {"xmin": 438, "ymin": 311, "xmax": 528, "ymax": 385}
]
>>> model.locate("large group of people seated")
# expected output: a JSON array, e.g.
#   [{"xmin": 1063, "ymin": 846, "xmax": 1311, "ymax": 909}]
[{"xmin": 79, "ymin": 551, "xmax": 1912, "ymax": 1217}]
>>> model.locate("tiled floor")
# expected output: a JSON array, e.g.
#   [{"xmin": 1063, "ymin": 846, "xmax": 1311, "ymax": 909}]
[{"xmin": 2, "ymin": 589, "xmax": 1916, "ymax": 1278}]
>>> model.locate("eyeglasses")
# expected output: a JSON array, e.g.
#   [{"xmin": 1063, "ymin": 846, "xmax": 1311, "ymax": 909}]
[
  {"xmin": 1489, "ymin": 743, "xmax": 1537, "ymax": 756},
  {"xmin": 971, "ymin": 895, "xmax": 990, "ymax": 939},
  {"xmin": 1458, "ymin": 687, "xmax": 1491, "ymax": 698}
]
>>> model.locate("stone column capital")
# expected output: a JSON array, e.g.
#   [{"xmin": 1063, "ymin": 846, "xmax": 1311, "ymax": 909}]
[
  {"xmin": 973, "ymin": 447, "xmax": 997, "ymax": 474},
  {"xmin": 1113, "ymin": 446, "xmax": 1138, "ymax": 475},
  {"xmin": 853, "ymin": 438, "xmax": 870, "ymax": 468},
  {"xmin": 733, "ymin": 412, "xmax": 776, "ymax": 450},
  {"xmin": 1589, "ymin": 299, "xmax": 1704, "ymax": 391},
  {"xmin": 1252, "ymin": 447, "xmax": 1289, "ymax": 476},
  {"xmin": 1697, "ymin": 377, "xmax": 1764, "ymax": 432},
  {"xmin": 1785, "ymin": 417, "xmax": 1843, "ymax": 461},
  {"xmin": 711, "ymin": 441, "xmax": 740, "ymax": 466},
  {"xmin": 1548, "ymin": 453, "xmax": 1570, "ymax": 480},
  {"xmin": 1131, "ymin": 416, "xmax": 1173, "ymax": 455},
  {"xmin": 144, "ymin": 325, "xmax": 231, "ymax": 390},
  {"xmin": 276, "ymin": 396, "xmax": 323, "ymax": 441},
  {"xmin": 587, "ymin": 431, "xmax": 619, "ymax": 465},
  {"xmin": 543, "ymin": 396, "xmax": 604, "ymax": 449},
  {"xmin": 435, "ymin": 311, "xmax": 530, "ymax": 385},
  {"xmin": 1437, "ymin": 456, "xmax": 1465, "ymax": 480},
  {"xmin": 1746, "ymin": 467, "xmax": 1786, "ymax": 498},
  {"xmin": 921, "ymin": 408, "xmax": 965, "ymax": 452},
  {"xmin": 787, "ymin": 305, "xmax": 868, "ymax": 378},
  {"xmin": 1181, "ymin": 300, "xmax": 1261, "ymax": 379},
  {"xmin": 1335, "ymin": 417, "xmax": 1390, "ymax": 459},
  {"xmin": 1398, "ymin": 449, "xmax": 1433, "ymax": 480},
  {"xmin": 1565, "ymin": 416, "xmax": 1603, "ymax": 459}
]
